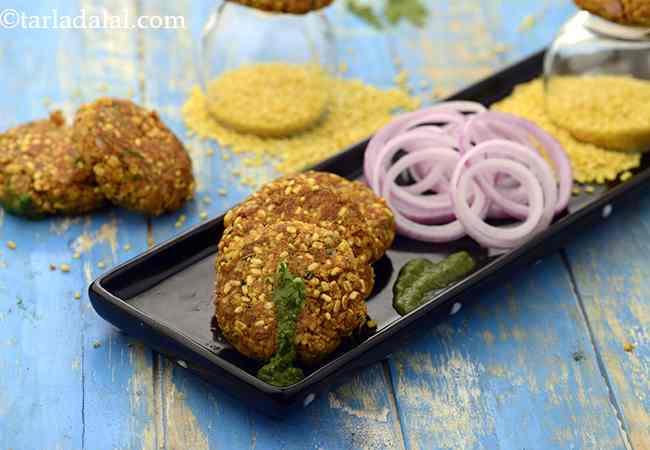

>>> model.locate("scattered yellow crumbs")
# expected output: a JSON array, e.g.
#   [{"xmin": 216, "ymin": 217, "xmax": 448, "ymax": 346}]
[
  {"xmin": 97, "ymin": 261, "xmax": 106, "ymax": 269},
  {"xmin": 572, "ymin": 187, "xmax": 582, "ymax": 196},
  {"xmin": 72, "ymin": 252, "xmax": 81, "ymax": 260},
  {"xmin": 431, "ymin": 87, "xmax": 448, "ymax": 100},
  {"xmin": 585, "ymin": 186, "xmax": 595, "ymax": 194},
  {"xmin": 394, "ymin": 70, "xmax": 410, "ymax": 92},
  {"xmin": 492, "ymin": 78, "xmax": 641, "ymax": 184},
  {"xmin": 183, "ymin": 71, "xmax": 419, "ymax": 175},
  {"xmin": 218, "ymin": 189, "xmax": 227, "ymax": 197},
  {"xmin": 339, "ymin": 62, "xmax": 348, "ymax": 74},
  {"xmin": 6, "ymin": 241, "xmax": 16, "ymax": 250},
  {"xmin": 621, "ymin": 171, "xmax": 633, "ymax": 182},
  {"xmin": 241, "ymin": 176, "xmax": 257, "ymax": 187},
  {"xmin": 518, "ymin": 14, "xmax": 536, "ymax": 31},
  {"xmin": 123, "ymin": 244, "xmax": 132, "ymax": 252},
  {"xmin": 175, "ymin": 214, "xmax": 187, "ymax": 229},
  {"xmin": 74, "ymin": 292, "xmax": 81, "ymax": 300},
  {"xmin": 206, "ymin": 148, "xmax": 215, "ymax": 157},
  {"xmin": 546, "ymin": 76, "xmax": 650, "ymax": 151},
  {"xmin": 624, "ymin": 342, "xmax": 636, "ymax": 352},
  {"xmin": 202, "ymin": 196, "xmax": 213, "ymax": 204},
  {"xmin": 60, "ymin": 263, "xmax": 71, "ymax": 273},
  {"xmin": 200, "ymin": 211, "xmax": 208, "ymax": 220},
  {"xmin": 205, "ymin": 63, "xmax": 330, "ymax": 138},
  {"xmin": 221, "ymin": 153, "xmax": 231, "ymax": 161}
]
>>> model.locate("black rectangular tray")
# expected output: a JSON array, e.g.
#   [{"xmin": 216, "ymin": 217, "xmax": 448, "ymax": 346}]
[{"xmin": 89, "ymin": 50, "xmax": 650, "ymax": 417}]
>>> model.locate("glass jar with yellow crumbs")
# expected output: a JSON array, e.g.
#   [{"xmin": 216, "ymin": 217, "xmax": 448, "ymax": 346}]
[
  {"xmin": 200, "ymin": 0, "xmax": 337, "ymax": 138},
  {"xmin": 544, "ymin": 8, "xmax": 650, "ymax": 152}
]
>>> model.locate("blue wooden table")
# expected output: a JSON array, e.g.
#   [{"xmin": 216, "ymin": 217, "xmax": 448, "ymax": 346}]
[{"xmin": 1, "ymin": 1, "xmax": 649, "ymax": 449}]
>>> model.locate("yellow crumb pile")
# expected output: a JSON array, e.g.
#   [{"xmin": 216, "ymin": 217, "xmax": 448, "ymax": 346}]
[
  {"xmin": 206, "ymin": 63, "xmax": 330, "ymax": 138},
  {"xmin": 183, "ymin": 70, "xmax": 419, "ymax": 175},
  {"xmin": 546, "ymin": 75, "xmax": 650, "ymax": 151},
  {"xmin": 492, "ymin": 78, "xmax": 641, "ymax": 184}
]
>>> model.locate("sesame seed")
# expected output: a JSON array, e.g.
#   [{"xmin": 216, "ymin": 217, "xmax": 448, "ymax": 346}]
[
  {"xmin": 60, "ymin": 264, "xmax": 71, "ymax": 273},
  {"xmin": 6, "ymin": 241, "xmax": 16, "ymax": 250},
  {"xmin": 74, "ymin": 292, "xmax": 81, "ymax": 300}
]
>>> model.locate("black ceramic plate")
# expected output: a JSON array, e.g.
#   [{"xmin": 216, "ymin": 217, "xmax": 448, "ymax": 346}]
[{"xmin": 89, "ymin": 50, "xmax": 650, "ymax": 417}]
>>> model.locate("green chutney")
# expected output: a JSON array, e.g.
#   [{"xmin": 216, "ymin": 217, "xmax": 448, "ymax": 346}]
[
  {"xmin": 257, "ymin": 262, "xmax": 307, "ymax": 387},
  {"xmin": 393, "ymin": 252, "xmax": 476, "ymax": 316}
]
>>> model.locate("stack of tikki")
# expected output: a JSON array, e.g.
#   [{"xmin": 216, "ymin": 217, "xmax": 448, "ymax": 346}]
[{"xmin": 214, "ymin": 171, "xmax": 395, "ymax": 385}]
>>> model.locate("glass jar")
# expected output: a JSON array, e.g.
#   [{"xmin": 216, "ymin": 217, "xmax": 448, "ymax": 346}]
[
  {"xmin": 544, "ymin": 11, "xmax": 650, "ymax": 151},
  {"xmin": 200, "ymin": 1, "xmax": 337, "ymax": 138}
]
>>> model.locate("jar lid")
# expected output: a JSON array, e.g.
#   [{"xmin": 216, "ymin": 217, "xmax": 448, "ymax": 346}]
[{"xmin": 228, "ymin": 0, "xmax": 334, "ymax": 14}]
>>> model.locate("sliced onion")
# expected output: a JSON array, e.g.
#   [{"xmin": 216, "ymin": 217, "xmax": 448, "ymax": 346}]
[
  {"xmin": 363, "ymin": 103, "xmax": 573, "ymax": 249},
  {"xmin": 365, "ymin": 101, "xmax": 487, "ymax": 187},
  {"xmin": 382, "ymin": 148, "xmax": 487, "ymax": 242},
  {"xmin": 461, "ymin": 111, "xmax": 572, "ymax": 215},
  {"xmin": 462, "ymin": 140, "xmax": 558, "ymax": 227},
  {"xmin": 451, "ymin": 158, "xmax": 546, "ymax": 249}
]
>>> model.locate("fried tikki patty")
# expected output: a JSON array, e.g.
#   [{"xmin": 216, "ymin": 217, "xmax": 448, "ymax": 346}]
[
  {"xmin": 298, "ymin": 171, "xmax": 396, "ymax": 262},
  {"xmin": 215, "ymin": 221, "xmax": 368, "ymax": 364},
  {"xmin": 73, "ymin": 98, "xmax": 195, "ymax": 215},
  {"xmin": 220, "ymin": 174, "xmax": 375, "ymax": 294},
  {"xmin": 0, "ymin": 111, "xmax": 104, "ymax": 218},
  {"xmin": 574, "ymin": 0, "xmax": 650, "ymax": 26}
]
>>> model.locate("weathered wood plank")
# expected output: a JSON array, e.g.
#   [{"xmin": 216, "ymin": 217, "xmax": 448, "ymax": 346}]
[
  {"xmin": 564, "ymin": 187, "xmax": 650, "ymax": 449},
  {"xmin": 66, "ymin": 0, "xmax": 161, "ymax": 447},
  {"xmin": 384, "ymin": 2, "xmax": 628, "ymax": 449},
  {"xmin": 0, "ymin": 1, "xmax": 158, "ymax": 449},
  {"xmin": 139, "ymin": 1, "xmax": 406, "ymax": 448},
  {"xmin": 0, "ymin": 2, "xmax": 85, "ymax": 448},
  {"xmin": 385, "ymin": 0, "xmax": 576, "ymax": 104},
  {"xmin": 388, "ymin": 255, "xmax": 628, "ymax": 450}
]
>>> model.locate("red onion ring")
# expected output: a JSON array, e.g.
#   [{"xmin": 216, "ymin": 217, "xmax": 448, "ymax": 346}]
[
  {"xmin": 460, "ymin": 140, "xmax": 558, "ymax": 226},
  {"xmin": 461, "ymin": 111, "xmax": 572, "ymax": 215},
  {"xmin": 382, "ymin": 149, "xmax": 487, "ymax": 242},
  {"xmin": 363, "ymin": 103, "xmax": 573, "ymax": 249},
  {"xmin": 452, "ymin": 159, "xmax": 545, "ymax": 249},
  {"xmin": 365, "ymin": 102, "xmax": 487, "ymax": 188}
]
